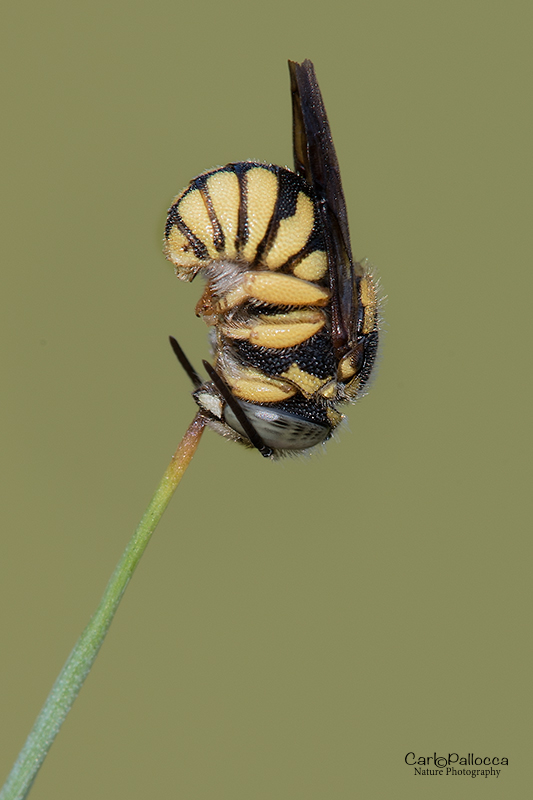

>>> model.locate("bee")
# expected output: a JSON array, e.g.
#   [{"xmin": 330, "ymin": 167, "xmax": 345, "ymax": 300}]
[{"xmin": 164, "ymin": 59, "xmax": 378, "ymax": 458}]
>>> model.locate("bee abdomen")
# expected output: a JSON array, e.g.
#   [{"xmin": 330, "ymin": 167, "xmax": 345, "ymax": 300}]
[
  {"xmin": 164, "ymin": 162, "xmax": 328, "ymax": 283},
  {"xmin": 165, "ymin": 161, "xmax": 340, "ymax": 416}
]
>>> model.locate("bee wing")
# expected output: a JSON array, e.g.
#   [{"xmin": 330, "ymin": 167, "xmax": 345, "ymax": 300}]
[{"xmin": 289, "ymin": 59, "xmax": 360, "ymax": 355}]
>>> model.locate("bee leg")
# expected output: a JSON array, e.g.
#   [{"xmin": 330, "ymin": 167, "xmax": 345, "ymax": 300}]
[
  {"xmin": 201, "ymin": 360, "xmax": 274, "ymax": 459},
  {"xmin": 169, "ymin": 336, "xmax": 203, "ymax": 389}
]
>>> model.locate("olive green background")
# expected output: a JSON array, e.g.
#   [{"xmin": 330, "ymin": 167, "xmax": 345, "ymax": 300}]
[{"xmin": 1, "ymin": 0, "xmax": 530, "ymax": 797}]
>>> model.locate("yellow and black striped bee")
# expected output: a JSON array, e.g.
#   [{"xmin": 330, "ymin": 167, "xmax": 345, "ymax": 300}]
[{"xmin": 164, "ymin": 60, "xmax": 378, "ymax": 458}]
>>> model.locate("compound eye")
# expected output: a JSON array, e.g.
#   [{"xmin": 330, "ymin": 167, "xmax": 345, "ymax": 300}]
[{"xmin": 223, "ymin": 401, "xmax": 331, "ymax": 451}]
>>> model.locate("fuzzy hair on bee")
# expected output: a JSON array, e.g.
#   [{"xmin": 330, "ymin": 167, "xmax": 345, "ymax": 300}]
[{"xmin": 164, "ymin": 60, "xmax": 379, "ymax": 458}]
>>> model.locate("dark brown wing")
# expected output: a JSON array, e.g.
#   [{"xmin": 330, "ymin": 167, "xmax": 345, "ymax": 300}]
[{"xmin": 288, "ymin": 59, "xmax": 360, "ymax": 356}]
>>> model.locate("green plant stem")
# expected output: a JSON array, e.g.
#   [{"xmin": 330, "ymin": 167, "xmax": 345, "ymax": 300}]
[{"xmin": 0, "ymin": 412, "xmax": 207, "ymax": 800}]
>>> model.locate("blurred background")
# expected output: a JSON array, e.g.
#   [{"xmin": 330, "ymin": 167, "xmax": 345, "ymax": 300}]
[{"xmin": 1, "ymin": 1, "xmax": 531, "ymax": 797}]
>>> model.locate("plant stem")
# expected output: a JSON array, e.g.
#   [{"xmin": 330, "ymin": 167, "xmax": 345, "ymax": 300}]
[{"xmin": 0, "ymin": 412, "xmax": 207, "ymax": 800}]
